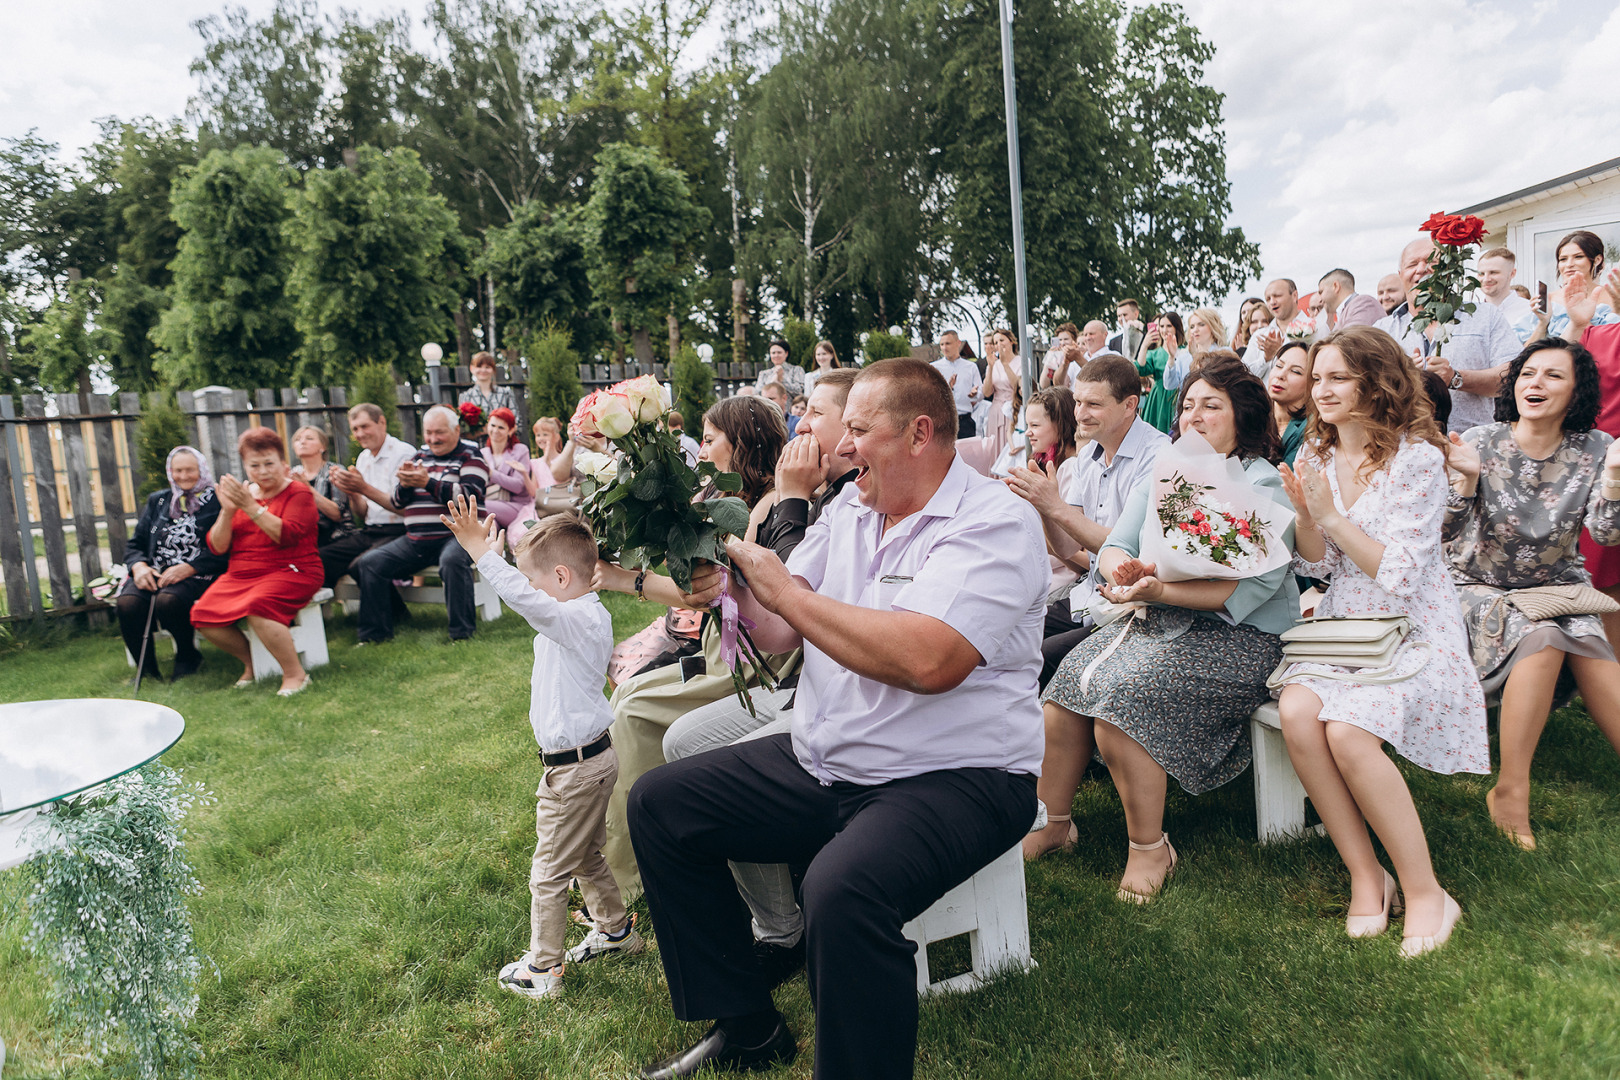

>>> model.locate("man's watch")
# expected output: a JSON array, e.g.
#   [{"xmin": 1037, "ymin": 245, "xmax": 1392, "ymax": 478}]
[{"xmin": 1449, "ymin": 371, "xmax": 1465, "ymax": 390}]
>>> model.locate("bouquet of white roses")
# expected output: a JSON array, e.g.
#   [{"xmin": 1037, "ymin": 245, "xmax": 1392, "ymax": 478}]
[{"xmin": 571, "ymin": 375, "xmax": 778, "ymax": 710}]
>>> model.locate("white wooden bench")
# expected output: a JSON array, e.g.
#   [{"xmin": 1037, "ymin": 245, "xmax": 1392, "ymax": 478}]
[
  {"xmin": 902, "ymin": 805, "xmax": 1045, "ymax": 996},
  {"xmin": 903, "ymin": 842, "xmax": 1034, "ymax": 996},
  {"xmin": 245, "ymin": 588, "xmax": 333, "ymax": 681},
  {"xmin": 124, "ymin": 589, "xmax": 334, "ymax": 682},
  {"xmin": 331, "ymin": 571, "xmax": 502, "ymax": 623},
  {"xmin": 1251, "ymin": 701, "xmax": 1325, "ymax": 843}
]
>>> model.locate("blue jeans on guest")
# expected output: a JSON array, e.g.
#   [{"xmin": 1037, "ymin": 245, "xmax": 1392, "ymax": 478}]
[{"xmin": 353, "ymin": 533, "xmax": 475, "ymax": 642}]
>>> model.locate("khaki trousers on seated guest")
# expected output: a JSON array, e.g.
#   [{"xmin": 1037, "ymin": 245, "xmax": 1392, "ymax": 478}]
[
  {"xmin": 531, "ymin": 745, "xmax": 626, "ymax": 969},
  {"xmin": 602, "ymin": 621, "xmax": 801, "ymax": 901}
]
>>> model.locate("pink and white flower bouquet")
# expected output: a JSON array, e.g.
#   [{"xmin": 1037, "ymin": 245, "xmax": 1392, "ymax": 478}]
[
  {"xmin": 570, "ymin": 375, "xmax": 778, "ymax": 710},
  {"xmin": 1137, "ymin": 430, "xmax": 1294, "ymax": 581}
]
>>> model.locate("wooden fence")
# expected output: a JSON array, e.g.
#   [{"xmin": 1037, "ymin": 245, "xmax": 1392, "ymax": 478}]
[{"xmin": 0, "ymin": 359, "xmax": 770, "ymax": 623}]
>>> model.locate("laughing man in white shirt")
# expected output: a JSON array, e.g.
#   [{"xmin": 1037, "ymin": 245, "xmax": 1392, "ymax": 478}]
[{"xmin": 627, "ymin": 358, "xmax": 1045, "ymax": 1080}]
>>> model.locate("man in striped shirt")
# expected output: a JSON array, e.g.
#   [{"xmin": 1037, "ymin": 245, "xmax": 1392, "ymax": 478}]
[{"xmin": 352, "ymin": 405, "xmax": 490, "ymax": 643}]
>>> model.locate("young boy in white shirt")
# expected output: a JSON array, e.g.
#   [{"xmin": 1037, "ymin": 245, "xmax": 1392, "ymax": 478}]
[{"xmin": 441, "ymin": 496, "xmax": 643, "ymax": 999}]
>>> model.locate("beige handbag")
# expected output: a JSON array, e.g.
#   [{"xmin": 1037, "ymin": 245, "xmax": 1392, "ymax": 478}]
[
  {"xmin": 1267, "ymin": 614, "xmax": 1428, "ymax": 691},
  {"xmin": 532, "ymin": 479, "xmax": 583, "ymax": 519},
  {"xmin": 1502, "ymin": 584, "xmax": 1620, "ymax": 621}
]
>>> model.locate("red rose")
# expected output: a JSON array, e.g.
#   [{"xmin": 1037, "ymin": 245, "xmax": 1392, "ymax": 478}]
[{"xmin": 1419, "ymin": 212, "xmax": 1486, "ymax": 248}]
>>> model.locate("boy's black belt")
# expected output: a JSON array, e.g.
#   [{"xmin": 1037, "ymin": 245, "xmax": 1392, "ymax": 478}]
[{"xmin": 540, "ymin": 733, "xmax": 612, "ymax": 767}]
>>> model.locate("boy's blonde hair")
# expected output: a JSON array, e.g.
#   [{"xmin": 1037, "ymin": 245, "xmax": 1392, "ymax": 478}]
[{"xmin": 513, "ymin": 512, "xmax": 600, "ymax": 579}]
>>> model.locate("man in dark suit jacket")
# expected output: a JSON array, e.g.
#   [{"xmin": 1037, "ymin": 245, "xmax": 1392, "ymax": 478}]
[
  {"xmin": 1317, "ymin": 268, "xmax": 1385, "ymax": 330},
  {"xmin": 1106, "ymin": 298, "xmax": 1145, "ymax": 359}
]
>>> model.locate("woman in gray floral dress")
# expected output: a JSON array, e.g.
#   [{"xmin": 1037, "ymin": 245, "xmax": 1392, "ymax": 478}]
[
  {"xmin": 1039, "ymin": 361, "xmax": 1298, "ymax": 901},
  {"xmin": 1444, "ymin": 338, "xmax": 1620, "ymax": 850}
]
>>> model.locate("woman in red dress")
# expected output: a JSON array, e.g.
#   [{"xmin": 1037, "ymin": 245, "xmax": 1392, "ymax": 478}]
[{"xmin": 191, "ymin": 426, "xmax": 322, "ymax": 695}]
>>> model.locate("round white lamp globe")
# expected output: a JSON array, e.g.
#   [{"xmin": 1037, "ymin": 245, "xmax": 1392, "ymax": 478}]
[
  {"xmin": 696, "ymin": 343, "xmax": 714, "ymax": 362},
  {"xmin": 421, "ymin": 342, "xmax": 444, "ymax": 366}
]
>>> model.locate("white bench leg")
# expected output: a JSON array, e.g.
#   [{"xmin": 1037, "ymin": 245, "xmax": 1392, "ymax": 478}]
[
  {"xmin": 475, "ymin": 574, "xmax": 502, "ymax": 621},
  {"xmin": 902, "ymin": 842, "xmax": 1033, "ymax": 997},
  {"xmin": 1251, "ymin": 716, "xmax": 1310, "ymax": 843},
  {"xmin": 295, "ymin": 603, "xmax": 329, "ymax": 668},
  {"xmin": 242, "ymin": 590, "xmax": 333, "ymax": 681}
]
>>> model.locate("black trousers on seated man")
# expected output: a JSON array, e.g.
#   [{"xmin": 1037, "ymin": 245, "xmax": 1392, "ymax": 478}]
[
  {"xmin": 352, "ymin": 533, "xmax": 475, "ymax": 642},
  {"xmin": 1040, "ymin": 598, "xmax": 1094, "ymax": 690},
  {"xmin": 630, "ymin": 732, "xmax": 1035, "ymax": 1080},
  {"xmin": 318, "ymin": 522, "xmax": 406, "ymax": 588}
]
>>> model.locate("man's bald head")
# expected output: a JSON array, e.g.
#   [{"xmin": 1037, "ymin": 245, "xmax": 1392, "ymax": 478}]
[
  {"xmin": 1398, "ymin": 235, "xmax": 1439, "ymax": 297},
  {"xmin": 1081, "ymin": 320, "xmax": 1108, "ymax": 353}
]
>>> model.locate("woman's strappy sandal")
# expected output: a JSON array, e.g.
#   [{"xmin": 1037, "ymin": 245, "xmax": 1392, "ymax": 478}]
[
  {"xmin": 1022, "ymin": 813, "xmax": 1078, "ymax": 860},
  {"xmin": 1116, "ymin": 832, "xmax": 1178, "ymax": 904}
]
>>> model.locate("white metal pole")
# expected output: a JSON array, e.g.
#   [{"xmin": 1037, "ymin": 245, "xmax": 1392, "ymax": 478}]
[{"xmin": 998, "ymin": 0, "xmax": 1035, "ymax": 405}]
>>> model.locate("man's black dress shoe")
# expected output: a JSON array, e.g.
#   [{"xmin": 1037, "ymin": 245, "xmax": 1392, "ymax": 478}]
[
  {"xmin": 752, "ymin": 939, "xmax": 805, "ymax": 988},
  {"xmin": 638, "ymin": 1018, "xmax": 797, "ymax": 1078}
]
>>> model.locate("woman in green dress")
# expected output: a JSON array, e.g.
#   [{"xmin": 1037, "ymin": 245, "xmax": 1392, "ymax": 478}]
[{"xmin": 1136, "ymin": 311, "xmax": 1187, "ymax": 433}]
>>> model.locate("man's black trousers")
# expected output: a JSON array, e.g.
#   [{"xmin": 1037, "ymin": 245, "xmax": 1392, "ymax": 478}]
[{"xmin": 629, "ymin": 732, "xmax": 1035, "ymax": 1080}]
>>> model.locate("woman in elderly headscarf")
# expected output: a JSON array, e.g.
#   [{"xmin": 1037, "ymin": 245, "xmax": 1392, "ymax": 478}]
[{"xmin": 117, "ymin": 446, "xmax": 226, "ymax": 682}]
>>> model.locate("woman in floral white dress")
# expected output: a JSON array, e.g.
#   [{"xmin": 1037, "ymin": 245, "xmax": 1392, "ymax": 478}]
[
  {"xmin": 1443, "ymin": 338, "xmax": 1620, "ymax": 851},
  {"xmin": 1276, "ymin": 326, "xmax": 1487, "ymax": 959}
]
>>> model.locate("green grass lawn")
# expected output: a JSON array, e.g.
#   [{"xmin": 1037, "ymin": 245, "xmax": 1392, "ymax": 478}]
[{"xmin": 2, "ymin": 601, "xmax": 1619, "ymax": 1079}]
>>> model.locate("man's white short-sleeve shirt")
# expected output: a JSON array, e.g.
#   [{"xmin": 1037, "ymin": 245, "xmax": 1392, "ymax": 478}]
[{"xmin": 785, "ymin": 456, "xmax": 1047, "ymax": 785}]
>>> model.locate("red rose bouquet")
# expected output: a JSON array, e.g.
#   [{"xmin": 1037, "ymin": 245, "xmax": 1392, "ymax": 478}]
[
  {"xmin": 457, "ymin": 400, "xmax": 487, "ymax": 433},
  {"xmin": 1410, "ymin": 212, "xmax": 1488, "ymax": 355}
]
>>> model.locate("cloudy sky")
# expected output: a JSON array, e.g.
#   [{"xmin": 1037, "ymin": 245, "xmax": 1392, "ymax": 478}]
[{"xmin": 3, "ymin": 0, "xmax": 1617, "ymax": 315}]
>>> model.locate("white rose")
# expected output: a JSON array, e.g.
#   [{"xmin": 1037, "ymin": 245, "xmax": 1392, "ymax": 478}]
[
  {"xmin": 589, "ymin": 392, "xmax": 635, "ymax": 439},
  {"xmin": 618, "ymin": 374, "xmax": 669, "ymax": 423},
  {"xmin": 579, "ymin": 450, "xmax": 620, "ymax": 485}
]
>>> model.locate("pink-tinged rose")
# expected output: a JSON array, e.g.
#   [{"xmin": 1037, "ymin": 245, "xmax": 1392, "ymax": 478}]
[
  {"xmin": 570, "ymin": 390, "xmax": 604, "ymax": 438},
  {"xmin": 589, "ymin": 392, "xmax": 635, "ymax": 440},
  {"xmin": 610, "ymin": 374, "xmax": 671, "ymax": 423}
]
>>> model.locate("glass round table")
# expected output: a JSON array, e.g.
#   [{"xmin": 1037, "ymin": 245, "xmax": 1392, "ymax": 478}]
[{"xmin": 0, "ymin": 698, "xmax": 186, "ymax": 871}]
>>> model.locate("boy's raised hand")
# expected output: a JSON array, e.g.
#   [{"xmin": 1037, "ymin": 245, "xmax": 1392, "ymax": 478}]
[{"xmin": 440, "ymin": 494, "xmax": 500, "ymax": 561}]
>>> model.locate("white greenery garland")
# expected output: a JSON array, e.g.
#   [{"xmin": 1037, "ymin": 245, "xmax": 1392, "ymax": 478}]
[{"xmin": 22, "ymin": 763, "xmax": 212, "ymax": 1079}]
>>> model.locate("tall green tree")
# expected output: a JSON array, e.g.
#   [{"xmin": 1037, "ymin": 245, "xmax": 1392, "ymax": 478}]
[
  {"xmin": 1111, "ymin": 3, "xmax": 1259, "ymax": 309},
  {"xmin": 936, "ymin": 0, "xmax": 1125, "ymax": 327},
  {"xmin": 188, "ymin": 0, "xmax": 333, "ymax": 169},
  {"xmin": 582, "ymin": 143, "xmax": 710, "ymax": 361},
  {"xmin": 18, "ymin": 280, "xmax": 113, "ymax": 394},
  {"xmin": 285, "ymin": 146, "xmax": 461, "ymax": 384},
  {"xmin": 478, "ymin": 200, "xmax": 604, "ymax": 351},
  {"xmin": 188, "ymin": 0, "xmax": 418, "ymax": 171},
  {"xmin": 742, "ymin": 0, "xmax": 930, "ymax": 328},
  {"xmin": 155, "ymin": 145, "xmax": 300, "ymax": 388},
  {"xmin": 100, "ymin": 120, "xmax": 197, "ymax": 391}
]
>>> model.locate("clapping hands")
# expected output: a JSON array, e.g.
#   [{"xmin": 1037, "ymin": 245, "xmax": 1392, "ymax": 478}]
[
  {"xmin": 1004, "ymin": 460, "xmax": 1064, "ymax": 515},
  {"xmin": 1277, "ymin": 461, "xmax": 1337, "ymax": 530},
  {"xmin": 216, "ymin": 474, "xmax": 256, "ymax": 512},
  {"xmin": 1445, "ymin": 432, "xmax": 1482, "ymax": 486}
]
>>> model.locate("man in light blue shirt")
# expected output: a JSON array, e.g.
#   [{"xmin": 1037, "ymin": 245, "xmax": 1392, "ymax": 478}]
[{"xmin": 1006, "ymin": 354, "xmax": 1169, "ymax": 686}]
